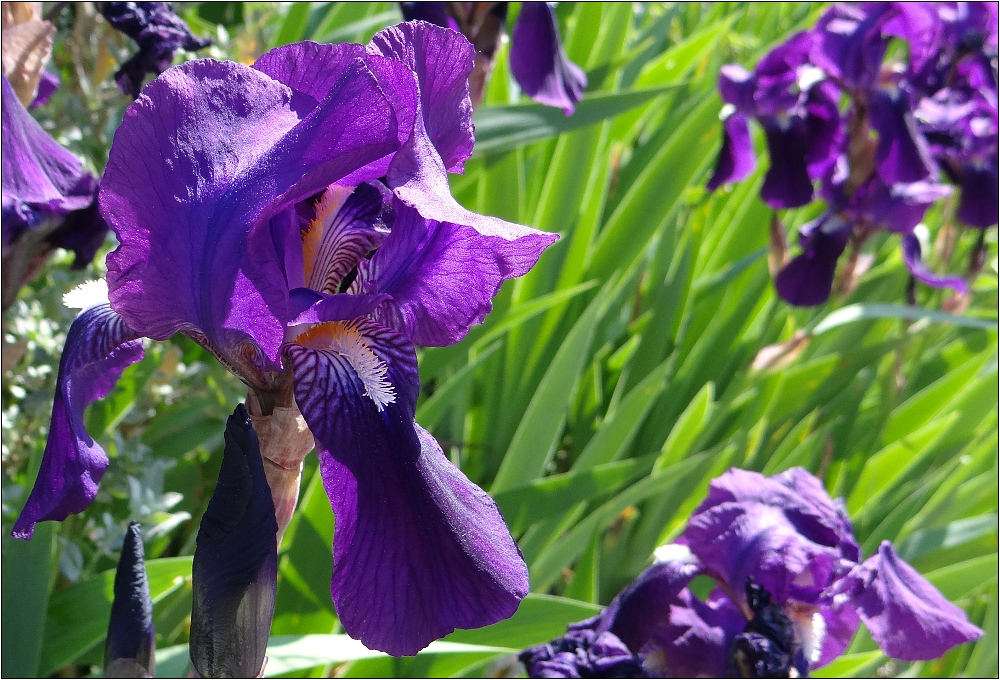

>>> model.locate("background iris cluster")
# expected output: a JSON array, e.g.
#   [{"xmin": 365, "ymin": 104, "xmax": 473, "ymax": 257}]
[{"xmin": 2, "ymin": 3, "xmax": 997, "ymax": 678}]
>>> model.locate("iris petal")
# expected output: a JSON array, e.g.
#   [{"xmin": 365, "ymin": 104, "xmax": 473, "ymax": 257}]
[
  {"xmin": 900, "ymin": 233, "xmax": 968, "ymax": 294},
  {"xmin": 846, "ymin": 542, "xmax": 982, "ymax": 661},
  {"xmin": 707, "ymin": 113, "xmax": 756, "ymax": 191},
  {"xmin": 12, "ymin": 304, "xmax": 143, "ymax": 539},
  {"xmin": 101, "ymin": 58, "xmax": 398, "ymax": 367},
  {"xmin": 288, "ymin": 321, "xmax": 527, "ymax": 655},
  {"xmin": 365, "ymin": 200, "xmax": 556, "ymax": 346},
  {"xmin": 369, "ymin": 21, "xmax": 476, "ymax": 172},
  {"xmin": 774, "ymin": 214, "xmax": 851, "ymax": 307},
  {"xmin": 509, "ymin": 3, "xmax": 587, "ymax": 115}
]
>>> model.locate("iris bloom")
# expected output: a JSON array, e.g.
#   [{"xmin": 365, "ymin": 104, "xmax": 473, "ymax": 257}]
[
  {"xmin": 97, "ymin": 1, "xmax": 212, "ymax": 97},
  {"xmin": 1, "ymin": 74, "xmax": 107, "ymax": 310},
  {"xmin": 400, "ymin": 2, "xmax": 587, "ymax": 113},
  {"xmin": 13, "ymin": 23, "xmax": 556, "ymax": 655},
  {"xmin": 706, "ymin": 2, "xmax": 998, "ymax": 307},
  {"xmin": 104, "ymin": 522, "xmax": 155, "ymax": 678},
  {"xmin": 521, "ymin": 468, "xmax": 982, "ymax": 678}
]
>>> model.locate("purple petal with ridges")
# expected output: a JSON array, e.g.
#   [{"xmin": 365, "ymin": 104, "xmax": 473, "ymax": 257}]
[
  {"xmin": 760, "ymin": 116, "xmax": 815, "ymax": 209},
  {"xmin": 364, "ymin": 200, "xmax": 556, "ymax": 346},
  {"xmin": 105, "ymin": 522, "xmax": 155, "ymax": 677},
  {"xmin": 190, "ymin": 404, "xmax": 277, "ymax": 678},
  {"xmin": 847, "ymin": 542, "xmax": 982, "ymax": 661},
  {"xmin": 706, "ymin": 113, "xmax": 756, "ymax": 191},
  {"xmin": 901, "ymin": 234, "xmax": 969, "ymax": 294},
  {"xmin": 12, "ymin": 304, "xmax": 143, "ymax": 539},
  {"xmin": 387, "ymin": 115, "xmax": 558, "ymax": 291},
  {"xmin": 775, "ymin": 214, "xmax": 851, "ymax": 307},
  {"xmin": 253, "ymin": 41, "xmax": 367, "ymax": 113},
  {"xmin": 2, "ymin": 75, "xmax": 98, "ymax": 248},
  {"xmin": 300, "ymin": 182, "xmax": 391, "ymax": 295},
  {"xmin": 601, "ymin": 560, "xmax": 700, "ymax": 654},
  {"xmin": 684, "ymin": 467, "xmax": 852, "ymax": 604},
  {"xmin": 102, "ymin": 58, "xmax": 398, "ymax": 368},
  {"xmin": 287, "ymin": 290, "xmax": 392, "ymax": 326},
  {"xmin": 288, "ymin": 321, "xmax": 527, "ymax": 655},
  {"xmin": 509, "ymin": 3, "xmax": 587, "ymax": 115},
  {"xmin": 645, "ymin": 589, "xmax": 746, "ymax": 678},
  {"xmin": 957, "ymin": 163, "xmax": 999, "ymax": 228},
  {"xmin": 869, "ymin": 88, "xmax": 936, "ymax": 184},
  {"xmin": 368, "ymin": 21, "xmax": 475, "ymax": 172}
]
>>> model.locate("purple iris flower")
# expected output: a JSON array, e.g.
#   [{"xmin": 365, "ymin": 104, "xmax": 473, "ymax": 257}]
[
  {"xmin": 707, "ymin": 32, "xmax": 843, "ymax": 209},
  {"xmin": 13, "ymin": 23, "xmax": 555, "ymax": 656},
  {"xmin": 97, "ymin": 2, "xmax": 211, "ymax": 98},
  {"xmin": 400, "ymin": 2, "xmax": 587, "ymax": 113},
  {"xmin": 1, "ymin": 74, "xmax": 108, "ymax": 310},
  {"xmin": 522, "ymin": 468, "xmax": 982, "ymax": 678},
  {"xmin": 190, "ymin": 405, "xmax": 277, "ymax": 678},
  {"xmin": 707, "ymin": 2, "xmax": 998, "ymax": 307},
  {"xmin": 104, "ymin": 522, "xmax": 155, "ymax": 678}
]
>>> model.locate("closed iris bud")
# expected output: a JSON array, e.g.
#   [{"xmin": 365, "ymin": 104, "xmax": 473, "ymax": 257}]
[
  {"xmin": 104, "ymin": 522, "xmax": 154, "ymax": 678},
  {"xmin": 190, "ymin": 404, "xmax": 278, "ymax": 678}
]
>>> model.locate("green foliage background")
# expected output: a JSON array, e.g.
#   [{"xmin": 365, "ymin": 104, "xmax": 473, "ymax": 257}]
[{"xmin": 2, "ymin": 3, "xmax": 997, "ymax": 678}]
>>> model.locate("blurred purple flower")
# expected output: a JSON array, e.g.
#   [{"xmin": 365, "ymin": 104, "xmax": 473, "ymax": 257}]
[
  {"xmin": 522, "ymin": 468, "xmax": 982, "ymax": 678},
  {"xmin": 97, "ymin": 2, "xmax": 211, "ymax": 97},
  {"xmin": 1, "ymin": 74, "xmax": 108, "ymax": 310},
  {"xmin": 104, "ymin": 522, "xmax": 155, "ymax": 678},
  {"xmin": 400, "ymin": 2, "xmax": 587, "ymax": 113},
  {"xmin": 706, "ymin": 2, "xmax": 998, "ymax": 306},
  {"xmin": 190, "ymin": 405, "xmax": 276, "ymax": 678},
  {"xmin": 13, "ymin": 23, "xmax": 555, "ymax": 656}
]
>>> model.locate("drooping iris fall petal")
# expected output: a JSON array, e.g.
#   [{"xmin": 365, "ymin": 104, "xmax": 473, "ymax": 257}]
[
  {"xmin": 12, "ymin": 304, "xmax": 143, "ymax": 539},
  {"xmin": 509, "ymin": 3, "xmax": 587, "ymax": 115},
  {"xmin": 289, "ymin": 319, "xmax": 528, "ymax": 655}
]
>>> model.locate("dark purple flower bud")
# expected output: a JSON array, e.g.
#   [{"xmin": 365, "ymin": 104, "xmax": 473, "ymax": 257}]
[
  {"xmin": 104, "ymin": 522, "xmax": 155, "ymax": 678},
  {"xmin": 97, "ymin": 2, "xmax": 211, "ymax": 98},
  {"xmin": 190, "ymin": 405, "xmax": 277, "ymax": 679},
  {"xmin": 510, "ymin": 2, "xmax": 587, "ymax": 115},
  {"xmin": 707, "ymin": 113, "xmax": 756, "ymax": 191}
]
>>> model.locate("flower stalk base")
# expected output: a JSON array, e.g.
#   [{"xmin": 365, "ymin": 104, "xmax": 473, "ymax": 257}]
[{"xmin": 246, "ymin": 391, "xmax": 313, "ymax": 543}]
